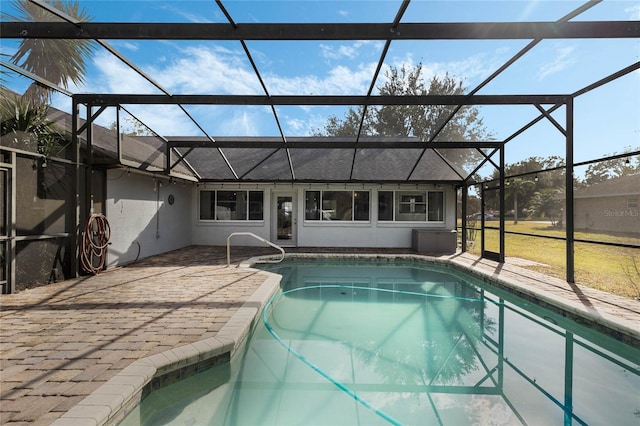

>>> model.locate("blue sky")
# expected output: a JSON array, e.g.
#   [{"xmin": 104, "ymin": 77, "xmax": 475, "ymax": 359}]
[{"xmin": 1, "ymin": 0, "xmax": 639, "ymax": 175}]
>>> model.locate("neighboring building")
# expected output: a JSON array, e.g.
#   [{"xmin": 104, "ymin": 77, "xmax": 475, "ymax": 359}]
[{"xmin": 574, "ymin": 174, "xmax": 640, "ymax": 235}]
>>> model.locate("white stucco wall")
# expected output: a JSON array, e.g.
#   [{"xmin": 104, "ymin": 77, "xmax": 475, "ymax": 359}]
[
  {"xmin": 103, "ymin": 179, "xmax": 457, "ymax": 259},
  {"xmin": 192, "ymin": 183, "xmax": 457, "ymax": 249},
  {"xmin": 105, "ymin": 170, "xmax": 192, "ymax": 267}
]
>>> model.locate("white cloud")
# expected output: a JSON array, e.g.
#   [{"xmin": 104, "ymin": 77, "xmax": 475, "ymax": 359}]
[
  {"xmin": 111, "ymin": 41, "xmax": 140, "ymax": 52},
  {"xmin": 69, "ymin": 44, "xmax": 386, "ymax": 136},
  {"xmin": 147, "ymin": 45, "xmax": 263, "ymax": 94},
  {"xmin": 66, "ymin": 40, "xmax": 514, "ymax": 136},
  {"xmin": 537, "ymin": 44, "xmax": 576, "ymax": 80},
  {"xmin": 86, "ymin": 51, "xmax": 160, "ymax": 94},
  {"xmin": 123, "ymin": 104, "xmax": 199, "ymax": 135},
  {"xmin": 446, "ymin": 53, "xmax": 506, "ymax": 83},
  {"xmin": 320, "ymin": 43, "xmax": 356, "ymax": 60},
  {"xmin": 626, "ymin": 4, "xmax": 640, "ymax": 20},
  {"xmin": 265, "ymin": 62, "xmax": 377, "ymax": 95},
  {"xmin": 320, "ymin": 40, "xmax": 382, "ymax": 61},
  {"xmin": 158, "ymin": 4, "xmax": 215, "ymax": 23},
  {"xmin": 282, "ymin": 110, "xmax": 337, "ymax": 135},
  {"xmin": 386, "ymin": 50, "xmax": 503, "ymax": 90},
  {"xmin": 320, "ymin": 44, "xmax": 339, "ymax": 60},
  {"xmin": 226, "ymin": 110, "xmax": 260, "ymax": 135},
  {"xmin": 285, "ymin": 117, "xmax": 307, "ymax": 132}
]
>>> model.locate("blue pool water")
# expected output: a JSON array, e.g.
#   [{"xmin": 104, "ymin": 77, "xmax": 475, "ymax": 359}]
[{"xmin": 121, "ymin": 260, "xmax": 640, "ymax": 425}]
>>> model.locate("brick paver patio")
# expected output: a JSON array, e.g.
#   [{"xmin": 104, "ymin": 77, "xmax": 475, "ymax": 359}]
[{"xmin": 1, "ymin": 246, "xmax": 276, "ymax": 425}]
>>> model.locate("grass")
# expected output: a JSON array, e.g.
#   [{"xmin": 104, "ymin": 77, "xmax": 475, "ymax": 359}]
[{"xmin": 462, "ymin": 220, "xmax": 640, "ymax": 300}]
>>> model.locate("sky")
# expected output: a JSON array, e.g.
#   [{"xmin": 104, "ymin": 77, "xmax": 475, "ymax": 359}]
[{"xmin": 1, "ymin": 0, "xmax": 639, "ymax": 176}]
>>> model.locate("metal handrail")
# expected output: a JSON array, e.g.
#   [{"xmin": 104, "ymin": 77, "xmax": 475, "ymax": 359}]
[{"xmin": 226, "ymin": 232, "xmax": 285, "ymax": 267}]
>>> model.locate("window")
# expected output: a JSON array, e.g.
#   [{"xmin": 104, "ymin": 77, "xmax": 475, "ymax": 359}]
[
  {"xmin": 398, "ymin": 192, "xmax": 426, "ymax": 221},
  {"xmin": 378, "ymin": 190, "xmax": 445, "ymax": 222},
  {"xmin": 378, "ymin": 191, "xmax": 394, "ymax": 221},
  {"xmin": 353, "ymin": 191, "xmax": 370, "ymax": 221},
  {"xmin": 248, "ymin": 192, "xmax": 264, "ymax": 220},
  {"xmin": 199, "ymin": 190, "xmax": 263, "ymax": 221},
  {"xmin": 305, "ymin": 191, "xmax": 321, "ymax": 220},
  {"xmin": 305, "ymin": 190, "xmax": 370, "ymax": 221},
  {"xmin": 628, "ymin": 197, "xmax": 638, "ymax": 209},
  {"xmin": 428, "ymin": 191, "xmax": 444, "ymax": 221}
]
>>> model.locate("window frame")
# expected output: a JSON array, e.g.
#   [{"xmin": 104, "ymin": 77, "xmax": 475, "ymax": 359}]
[
  {"xmin": 199, "ymin": 189, "xmax": 264, "ymax": 222},
  {"xmin": 378, "ymin": 190, "xmax": 446, "ymax": 223},
  {"xmin": 304, "ymin": 190, "xmax": 370, "ymax": 222}
]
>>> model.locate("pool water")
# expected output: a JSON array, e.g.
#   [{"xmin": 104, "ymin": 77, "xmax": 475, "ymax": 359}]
[{"xmin": 121, "ymin": 260, "xmax": 640, "ymax": 425}]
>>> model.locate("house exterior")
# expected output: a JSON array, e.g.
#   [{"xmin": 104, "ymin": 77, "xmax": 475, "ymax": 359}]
[
  {"xmin": 103, "ymin": 136, "xmax": 466, "ymax": 267},
  {"xmin": 105, "ymin": 173, "xmax": 459, "ymax": 268},
  {"xmin": 574, "ymin": 174, "xmax": 640, "ymax": 235}
]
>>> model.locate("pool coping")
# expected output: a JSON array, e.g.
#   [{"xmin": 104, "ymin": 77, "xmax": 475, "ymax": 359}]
[{"xmin": 50, "ymin": 252, "xmax": 639, "ymax": 425}]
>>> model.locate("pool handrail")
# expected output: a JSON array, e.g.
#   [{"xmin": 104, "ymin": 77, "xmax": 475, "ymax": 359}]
[{"xmin": 226, "ymin": 232, "xmax": 285, "ymax": 267}]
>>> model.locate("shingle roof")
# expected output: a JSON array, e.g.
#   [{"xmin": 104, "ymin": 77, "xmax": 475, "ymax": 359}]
[{"xmin": 168, "ymin": 136, "xmax": 470, "ymax": 182}]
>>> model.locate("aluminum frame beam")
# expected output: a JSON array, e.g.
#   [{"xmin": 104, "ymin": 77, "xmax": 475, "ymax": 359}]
[
  {"xmin": 2, "ymin": 21, "xmax": 638, "ymax": 40},
  {"xmin": 73, "ymin": 94, "xmax": 571, "ymax": 106},
  {"xmin": 167, "ymin": 138, "xmax": 503, "ymax": 149}
]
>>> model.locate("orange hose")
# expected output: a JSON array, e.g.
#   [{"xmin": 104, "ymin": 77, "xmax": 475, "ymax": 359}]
[{"xmin": 80, "ymin": 213, "xmax": 111, "ymax": 275}]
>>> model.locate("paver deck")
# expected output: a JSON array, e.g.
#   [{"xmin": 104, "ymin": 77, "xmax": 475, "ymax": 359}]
[{"xmin": 1, "ymin": 246, "xmax": 639, "ymax": 425}]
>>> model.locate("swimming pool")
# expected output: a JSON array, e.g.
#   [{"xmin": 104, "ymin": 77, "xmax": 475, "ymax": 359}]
[{"xmin": 121, "ymin": 259, "xmax": 639, "ymax": 425}]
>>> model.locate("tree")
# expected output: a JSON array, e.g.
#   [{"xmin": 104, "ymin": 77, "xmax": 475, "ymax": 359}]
[
  {"xmin": 0, "ymin": 91, "xmax": 68, "ymax": 160},
  {"xmin": 4, "ymin": 0, "xmax": 96, "ymax": 102},
  {"xmin": 485, "ymin": 155, "xmax": 566, "ymax": 221},
  {"xmin": 314, "ymin": 64, "xmax": 493, "ymax": 168},
  {"xmin": 530, "ymin": 188, "xmax": 564, "ymax": 227},
  {"xmin": 505, "ymin": 178, "xmax": 535, "ymax": 224},
  {"xmin": 108, "ymin": 116, "xmax": 154, "ymax": 136},
  {"xmin": 501, "ymin": 156, "xmax": 565, "ymax": 188},
  {"xmin": 581, "ymin": 147, "xmax": 640, "ymax": 187}
]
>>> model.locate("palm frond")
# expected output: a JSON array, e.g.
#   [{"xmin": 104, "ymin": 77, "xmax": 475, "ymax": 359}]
[{"xmin": 8, "ymin": 0, "xmax": 96, "ymax": 102}]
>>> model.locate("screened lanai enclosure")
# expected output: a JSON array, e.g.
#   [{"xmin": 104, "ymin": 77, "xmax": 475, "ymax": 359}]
[{"xmin": 1, "ymin": 0, "xmax": 639, "ymax": 294}]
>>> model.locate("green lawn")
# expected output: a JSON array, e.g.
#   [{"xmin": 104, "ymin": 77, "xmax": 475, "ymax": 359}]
[{"xmin": 462, "ymin": 220, "xmax": 640, "ymax": 300}]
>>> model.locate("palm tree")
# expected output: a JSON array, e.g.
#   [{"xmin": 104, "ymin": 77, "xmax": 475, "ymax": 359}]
[
  {"xmin": 530, "ymin": 188, "xmax": 564, "ymax": 228},
  {"xmin": 505, "ymin": 178, "xmax": 535, "ymax": 224},
  {"xmin": 4, "ymin": 0, "xmax": 96, "ymax": 102},
  {"xmin": 1, "ymin": 91, "xmax": 67, "ymax": 159}
]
